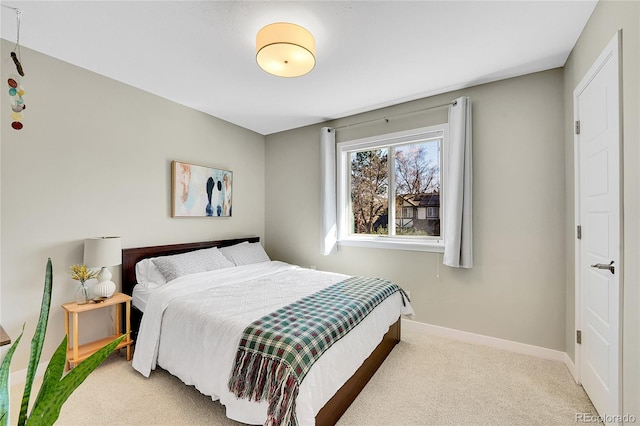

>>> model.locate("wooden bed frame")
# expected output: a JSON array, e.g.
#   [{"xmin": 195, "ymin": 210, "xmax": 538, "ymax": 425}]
[{"xmin": 121, "ymin": 237, "xmax": 400, "ymax": 426}]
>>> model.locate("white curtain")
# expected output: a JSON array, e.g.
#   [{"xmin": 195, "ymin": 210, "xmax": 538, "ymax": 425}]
[
  {"xmin": 443, "ymin": 97, "xmax": 473, "ymax": 268},
  {"xmin": 321, "ymin": 127, "xmax": 338, "ymax": 255}
]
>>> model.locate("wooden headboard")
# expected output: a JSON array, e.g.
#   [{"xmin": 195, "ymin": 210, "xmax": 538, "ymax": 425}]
[{"xmin": 121, "ymin": 236, "xmax": 260, "ymax": 297}]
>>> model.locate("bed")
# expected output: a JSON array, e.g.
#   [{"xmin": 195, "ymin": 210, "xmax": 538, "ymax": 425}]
[{"xmin": 122, "ymin": 237, "xmax": 413, "ymax": 425}]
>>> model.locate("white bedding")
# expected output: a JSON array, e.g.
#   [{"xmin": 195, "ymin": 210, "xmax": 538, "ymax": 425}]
[
  {"xmin": 132, "ymin": 261, "xmax": 414, "ymax": 425},
  {"xmin": 131, "ymin": 284, "xmax": 153, "ymax": 312}
]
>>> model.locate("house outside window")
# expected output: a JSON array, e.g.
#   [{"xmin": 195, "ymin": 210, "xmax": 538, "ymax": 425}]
[
  {"xmin": 336, "ymin": 124, "xmax": 447, "ymax": 252},
  {"xmin": 396, "ymin": 193, "xmax": 440, "ymax": 236}
]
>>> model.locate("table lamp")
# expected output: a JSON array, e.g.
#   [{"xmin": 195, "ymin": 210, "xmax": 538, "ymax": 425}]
[{"xmin": 84, "ymin": 236, "xmax": 122, "ymax": 298}]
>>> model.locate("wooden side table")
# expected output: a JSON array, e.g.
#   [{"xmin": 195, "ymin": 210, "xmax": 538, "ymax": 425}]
[{"xmin": 62, "ymin": 292, "xmax": 133, "ymax": 371}]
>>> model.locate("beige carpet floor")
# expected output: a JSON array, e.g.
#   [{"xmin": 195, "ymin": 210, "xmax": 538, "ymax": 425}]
[{"xmin": 10, "ymin": 326, "xmax": 599, "ymax": 425}]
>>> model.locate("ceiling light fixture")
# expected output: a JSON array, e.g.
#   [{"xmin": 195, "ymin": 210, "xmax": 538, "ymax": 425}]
[{"xmin": 256, "ymin": 22, "xmax": 316, "ymax": 78}]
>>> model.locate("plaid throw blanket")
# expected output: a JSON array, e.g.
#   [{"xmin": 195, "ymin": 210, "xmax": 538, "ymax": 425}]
[{"xmin": 228, "ymin": 276, "xmax": 407, "ymax": 426}]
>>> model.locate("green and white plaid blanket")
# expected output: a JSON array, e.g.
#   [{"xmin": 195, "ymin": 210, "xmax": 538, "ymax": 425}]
[{"xmin": 228, "ymin": 276, "xmax": 408, "ymax": 426}]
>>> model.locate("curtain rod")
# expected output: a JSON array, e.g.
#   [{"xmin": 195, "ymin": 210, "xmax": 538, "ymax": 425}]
[{"xmin": 332, "ymin": 100, "xmax": 456, "ymax": 131}]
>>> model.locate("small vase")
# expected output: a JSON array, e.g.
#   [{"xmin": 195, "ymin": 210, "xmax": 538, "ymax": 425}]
[
  {"xmin": 93, "ymin": 279, "xmax": 116, "ymax": 298},
  {"xmin": 76, "ymin": 282, "xmax": 90, "ymax": 305}
]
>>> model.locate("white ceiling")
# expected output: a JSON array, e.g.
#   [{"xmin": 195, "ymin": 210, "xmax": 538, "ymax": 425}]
[{"xmin": 1, "ymin": 1, "xmax": 597, "ymax": 135}]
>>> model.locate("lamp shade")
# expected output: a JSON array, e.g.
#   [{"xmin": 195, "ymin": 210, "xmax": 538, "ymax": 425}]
[
  {"xmin": 84, "ymin": 236, "xmax": 122, "ymax": 267},
  {"xmin": 256, "ymin": 22, "xmax": 315, "ymax": 77}
]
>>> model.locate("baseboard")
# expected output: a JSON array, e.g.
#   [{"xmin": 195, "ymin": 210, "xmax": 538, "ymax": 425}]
[
  {"xmin": 401, "ymin": 318, "xmax": 568, "ymax": 364},
  {"xmin": 563, "ymin": 352, "xmax": 579, "ymax": 383}
]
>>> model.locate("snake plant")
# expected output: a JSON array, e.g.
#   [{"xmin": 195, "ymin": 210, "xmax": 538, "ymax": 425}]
[{"xmin": 0, "ymin": 259, "xmax": 125, "ymax": 425}]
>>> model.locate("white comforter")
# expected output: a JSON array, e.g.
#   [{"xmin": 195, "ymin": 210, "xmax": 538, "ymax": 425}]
[{"xmin": 132, "ymin": 261, "xmax": 414, "ymax": 425}]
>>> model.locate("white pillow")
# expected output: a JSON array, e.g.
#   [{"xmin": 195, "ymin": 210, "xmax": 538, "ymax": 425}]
[
  {"xmin": 135, "ymin": 258, "xmax": 167, "ymax": 289},
  {"xmin": 152, "ymin": 247, "xmax": 234, "ymax": 282},
  {"xmin": 219, "ymin": 242, "xmax": 270, "ymax": 266}
]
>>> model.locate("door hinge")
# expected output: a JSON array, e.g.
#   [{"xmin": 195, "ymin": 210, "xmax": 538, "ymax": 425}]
[
  {"xmin": 577, "ymin": 225, "xmax": 582, "ymax": 240},
  {"xmin": 575, "ymin": 120, "xmax": 581, "ymax": 135},
  {"xmin": 577, "ymin": 330, "xmax": 582, "ymax": 344}
]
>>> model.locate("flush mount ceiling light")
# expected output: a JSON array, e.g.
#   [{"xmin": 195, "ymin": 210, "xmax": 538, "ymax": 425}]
[{"xmin": 256, "ymin": 22, "xmax": 316, "ymax": 78}]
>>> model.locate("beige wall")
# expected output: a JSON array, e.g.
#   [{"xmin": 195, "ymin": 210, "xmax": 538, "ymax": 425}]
[
  {"xmin": 265, "ymin": 69, "xmax": 567, "ymax": 351},
  {"xmin": 0, "ymin": 41, "xmax": 266, "ymax": 371},
  {"xmin": 562, "ymin": 0, "xmax": 640, "ymax": 418}
]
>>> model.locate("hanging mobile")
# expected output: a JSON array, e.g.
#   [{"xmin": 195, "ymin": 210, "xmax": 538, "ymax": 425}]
[
  {"xmin": 5, "ymin": 7, "xmax": 26, "ymax": 130},
  {"xmin": 11, "ymin": 51, "xmax": 24, "ymax": 77}
]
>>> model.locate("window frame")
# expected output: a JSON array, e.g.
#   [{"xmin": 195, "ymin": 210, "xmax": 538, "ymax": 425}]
[{"xmin": 336, "ymin": 124, "xmax": 448, "ymax": 252}]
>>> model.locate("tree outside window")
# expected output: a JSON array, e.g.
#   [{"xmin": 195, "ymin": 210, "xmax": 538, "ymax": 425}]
[{"xmin": 349, "ymin": 149, "xmax": 388, "ymax": 234}]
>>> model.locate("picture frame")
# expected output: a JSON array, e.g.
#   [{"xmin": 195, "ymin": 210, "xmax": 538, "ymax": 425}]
[{"xmin": 172, "ymin": 160, "xmax": 233, "ymax": 217}]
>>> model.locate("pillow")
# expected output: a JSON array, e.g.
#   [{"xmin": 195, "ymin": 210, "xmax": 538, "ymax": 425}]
[
  {"xmin": 152, "ymin": 247, "xmax": 234, "ymax": 282},
  {"xmin": 135, "ymin": 258, "xmax": 167, "ymax": 289},
  {"xmin": 219, "ymin": 242, "xmax": 270, "ymax": 266}
]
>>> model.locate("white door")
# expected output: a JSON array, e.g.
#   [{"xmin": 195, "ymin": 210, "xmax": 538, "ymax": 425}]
[{"xmin": 574, "ymin": 32, "xmax": 621, "ymax": 421}]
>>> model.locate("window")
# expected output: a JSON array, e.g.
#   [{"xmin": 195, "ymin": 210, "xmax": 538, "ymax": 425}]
[
  {"xmin": 337, "ymin": 124, "xmax": 448, "ymax": 252},
  {"xmin": 401, "ymin": 207, "xmax": 414, "ymax": 219}
]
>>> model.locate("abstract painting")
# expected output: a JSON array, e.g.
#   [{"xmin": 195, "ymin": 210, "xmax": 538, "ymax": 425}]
[{"xmin": 172, "ymin": 161, "xmax": 232, "ymax": 217}]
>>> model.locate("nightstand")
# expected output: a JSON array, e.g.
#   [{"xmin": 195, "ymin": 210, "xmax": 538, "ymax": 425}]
[{"xmin": 62, "ymin": 292, "xmax": 133, "ymax": 371}]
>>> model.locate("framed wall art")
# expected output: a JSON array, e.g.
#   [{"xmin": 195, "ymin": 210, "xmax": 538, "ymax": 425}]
[{"xmin": 172, "ymin": 161, "xmax": 233, "ymax": 217}]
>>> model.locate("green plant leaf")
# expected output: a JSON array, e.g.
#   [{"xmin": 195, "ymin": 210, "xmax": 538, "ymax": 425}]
[
  {"xmin": 0, "ymin": 326, "xmax": 25, "ymax": 426},
  {"xmin": 28, "ymin": 336, "xmax": 67, "ymax": 418},
  {"xmin": 26, "ymin": 334, "xmax": 126, "ymax": 425},
  {"xmin": 18, "ymin": 259, "xmax": 53, "ymax": 426}
]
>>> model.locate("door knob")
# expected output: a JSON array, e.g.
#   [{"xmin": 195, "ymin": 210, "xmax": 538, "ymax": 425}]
[{"xmin": 590, "ymin": 260, "xmax": 615, "ymax": 274}]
